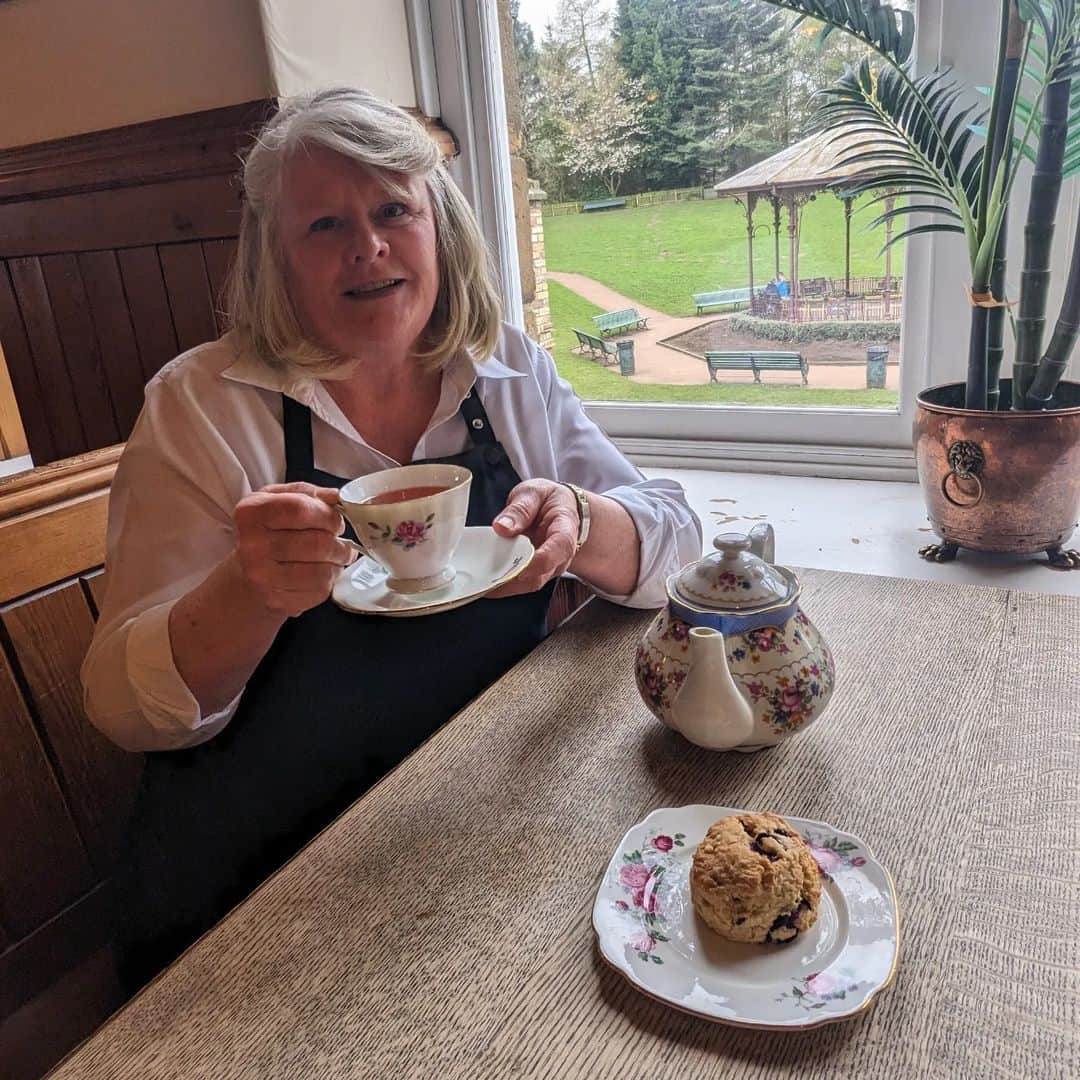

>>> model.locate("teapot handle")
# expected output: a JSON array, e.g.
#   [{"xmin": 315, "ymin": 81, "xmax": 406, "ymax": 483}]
[{"xmin": 747, "ymin": 522, "xmax": 775, "ymax": 563}]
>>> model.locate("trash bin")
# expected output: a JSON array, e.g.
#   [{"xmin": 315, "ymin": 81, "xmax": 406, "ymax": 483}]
[
  {"xmin": 866, "ymin": 344, "xmax": 888, "ymax": 389},
  {"xmin": 617, "ymin": 339, "xmax": 635, "ymax": 376}
]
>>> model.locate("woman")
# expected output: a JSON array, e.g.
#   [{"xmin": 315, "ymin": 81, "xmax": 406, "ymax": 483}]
[{"xmin": 82, "ymin": 88, "xmax": 701, "ymax": 988}]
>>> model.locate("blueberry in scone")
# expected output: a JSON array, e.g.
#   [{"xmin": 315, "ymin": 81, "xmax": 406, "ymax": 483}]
[{"xmin": 690, "ymin": 812, "xmax": 821, "ymax": 944}]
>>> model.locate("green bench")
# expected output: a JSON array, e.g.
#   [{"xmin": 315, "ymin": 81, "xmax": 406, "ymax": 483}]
[
  {"xmin": 581, "ymin": 198, "xmax": 627, "ymax": 212},
  {"xmin": 703, "ymin": 350, "xmax": 808, "ymax": 384},
  {"xmin": 592, "ymin": 308, "xmax": 649, "ymax": 336},
  {"xmin": 692, "ymin": 287, "xmax": 752, "ymax": 314},
  {"xmin": 573, "ymin": 328, "xmax": 618, "ymax": 363}
]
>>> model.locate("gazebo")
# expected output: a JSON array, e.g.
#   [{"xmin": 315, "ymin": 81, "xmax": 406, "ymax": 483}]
[{"xmin": 713, "ymin": 127, "xmax": 898, "ymax": 313}]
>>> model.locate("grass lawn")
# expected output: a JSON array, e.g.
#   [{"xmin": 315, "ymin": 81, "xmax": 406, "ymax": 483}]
[
  {"xmin": 548, "ymin": 281, "xmax": 899, "ymax": 408},
  {"xmin": 544, "ymin": 196, "xmax": 902, "ymax": 317}
]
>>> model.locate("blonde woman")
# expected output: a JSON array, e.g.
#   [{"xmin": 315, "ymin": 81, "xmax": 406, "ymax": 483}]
[{"xmin": 82, "ymin": 87, "xmax": 701, "ymax": 988}]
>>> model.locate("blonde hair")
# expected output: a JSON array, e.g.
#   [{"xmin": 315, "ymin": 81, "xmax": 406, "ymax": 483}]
[{"xmin": 227, "ymin": 87, "xmax": 502, "ymax": 376}]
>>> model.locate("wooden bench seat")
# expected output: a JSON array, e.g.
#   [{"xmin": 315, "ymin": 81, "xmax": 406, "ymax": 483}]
[
  {"xmin": 703, "ymin": 350, "xmax": 808, "ymax": 385},
  {"xmin": 692, "ymin": 287, "xmax": 751, "ymax": 314},
  {"xmin": 592, "ymin": 308, "xmax": 649, "ymax": 337}
]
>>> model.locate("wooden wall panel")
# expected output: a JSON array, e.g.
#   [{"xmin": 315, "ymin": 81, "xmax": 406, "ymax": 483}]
[
  {"xmin": 0, "ymin": 491, "xmax": 109, "ymax": 606},
  {"xmin": 200, "ymin": 237, "xmax": 237, "ymax": 336},
  {"xmin": 0, "ymin": 268, "xmax": 50, "ymax": 461},
  {"xmin": 0, "ymin": 647, "xmax": 94, "ymax": 940},
  {"xmin": 159, "ymin": 242, "xmax": 218, "ymax": 353},
  {"xmin": 0, "ymin": 175, "xmax": 244, "ymax": 259},
  {"xmin": 117, "ymin": 246, "xmax": 179, "ymax": 384},
  {"xmin": 1, "ymin": 584, "xmax": 143, "ymax": 873},
  {"xmin": 0, "ymin": 341, "xmax": 29, "ymax": 460},
  {"xmin": 77, "ymin": 251, "xmax": 146, "ymax": 436},
  {"xmin": 7, "ymin": 257, "xmax": 88, "ymax": 460},
  {"xmin": 39, "ymin": 255, "xmax": 122, "ymax": 450},
  {"xmin": 82, "ymin": 570, "xmax": 108, "ymax": 619}
]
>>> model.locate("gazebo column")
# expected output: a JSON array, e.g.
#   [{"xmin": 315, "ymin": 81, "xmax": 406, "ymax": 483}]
[
  {"xmin": 843, "ymin": 196, "xmax": 854, "ymax": 296},
  {"xmin": 771, "ymin": 195, "xmax": 782, "ymax": 278},
  {"xmin": 737, "ymin": 192, "xmax": 759, "ymax": 300},
  {"xmin": 786, "ymin": 193, "xmax": 799, "ymax": 312}
]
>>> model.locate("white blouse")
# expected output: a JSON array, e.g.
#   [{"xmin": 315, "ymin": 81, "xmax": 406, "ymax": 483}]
[{"xmin": 81, "ymin": 323, "xmax": 702, "ymax": 752}]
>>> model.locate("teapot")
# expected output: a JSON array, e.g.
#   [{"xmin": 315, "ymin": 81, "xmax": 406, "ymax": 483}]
[{"xmin": 634, "ymin": 524, "xmax": 835, "ymax": 752}]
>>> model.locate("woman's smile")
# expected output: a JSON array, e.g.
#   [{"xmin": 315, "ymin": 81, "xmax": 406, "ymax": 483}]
[{"xmin": 342, "ymin": 278, "xmax": 406, "ymax": 299}]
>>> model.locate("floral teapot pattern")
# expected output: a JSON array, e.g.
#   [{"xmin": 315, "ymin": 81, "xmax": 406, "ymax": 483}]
[{"xmin": 635, "ymin": 525, "xmax": 835, "ymax": 752}]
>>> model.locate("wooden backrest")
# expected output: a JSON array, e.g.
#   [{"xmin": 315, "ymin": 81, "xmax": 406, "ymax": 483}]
[{"xmin": 0, "ymin": 448, "xmax": 141, "ymax": 1078}]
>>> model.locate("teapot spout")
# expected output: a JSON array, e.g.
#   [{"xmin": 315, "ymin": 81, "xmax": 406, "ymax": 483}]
[{"xmin": 669, "ymin": 627, "xmax": 755, "ymax": 750}]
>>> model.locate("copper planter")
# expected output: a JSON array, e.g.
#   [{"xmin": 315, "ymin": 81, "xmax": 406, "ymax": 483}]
[{"xmin": 913, "ymin": 379, "xmax": 1080, "ymax": 563}]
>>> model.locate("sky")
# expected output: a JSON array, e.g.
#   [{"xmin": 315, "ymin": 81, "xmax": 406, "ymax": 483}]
[{"xmin": 515, "ymin": 0, "xmax": 616, "ymax": 39}]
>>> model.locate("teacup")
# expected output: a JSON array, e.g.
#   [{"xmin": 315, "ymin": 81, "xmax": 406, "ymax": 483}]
[{"xmin": 339, "ymin": 463, "xmax": 472, "ymax": 593}]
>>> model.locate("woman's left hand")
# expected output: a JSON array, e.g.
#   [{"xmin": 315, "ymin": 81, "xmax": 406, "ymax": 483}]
[{"xmin": 488, "ymin": 479, "xmax": 579, "ymax": 597}]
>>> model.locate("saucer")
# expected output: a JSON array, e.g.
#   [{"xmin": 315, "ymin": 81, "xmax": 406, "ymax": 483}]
[
  {"xmin": 593, "ymin": 804, "xmax": 899, "ymax": 1030},
  {"xmin": 332, "ymin": 527, "xmax": 534, "ymax": 617}
]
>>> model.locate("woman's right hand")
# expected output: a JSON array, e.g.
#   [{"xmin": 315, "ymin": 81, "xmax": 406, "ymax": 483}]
[{"xmin": 232, "ymin": 482, "xmax": 357, "ymax": 617}]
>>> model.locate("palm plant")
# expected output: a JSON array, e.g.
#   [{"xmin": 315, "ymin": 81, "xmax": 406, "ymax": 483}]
[{"xmin": 760, "ymin": 0, "xmax": 1080, "ymax": 411}]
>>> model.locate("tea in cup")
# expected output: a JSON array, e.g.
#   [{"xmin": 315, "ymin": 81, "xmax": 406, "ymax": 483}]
[{"xmin": 339, "ymin": 463, "xmax": 472, "ymax": 593}]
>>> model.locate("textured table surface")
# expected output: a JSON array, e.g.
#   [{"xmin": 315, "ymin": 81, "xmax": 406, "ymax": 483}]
[{"xmin": 52, "ymin": 570, "xmax": 1080, "ymax": 1079}]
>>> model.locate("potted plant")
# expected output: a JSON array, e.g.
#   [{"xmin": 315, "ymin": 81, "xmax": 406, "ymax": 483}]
[{"xmin": 763, "ymin": 0, "xmax": 1080, "ymax": 568}]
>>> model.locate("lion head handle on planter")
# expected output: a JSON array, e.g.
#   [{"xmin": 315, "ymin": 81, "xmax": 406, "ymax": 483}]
[{"xmin": 634, "ymin": 524, "xmax": 836, "ymax": 752}]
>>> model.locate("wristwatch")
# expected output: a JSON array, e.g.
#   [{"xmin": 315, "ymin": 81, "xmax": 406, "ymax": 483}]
[{"xmin": 560, "ymin": 481, "xmax": 591, "ymax": 551}]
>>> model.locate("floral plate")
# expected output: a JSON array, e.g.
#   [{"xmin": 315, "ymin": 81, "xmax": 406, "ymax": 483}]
[{"xmin": 592, "ymin": 804, "xmax": 899, "ymax": 1029}]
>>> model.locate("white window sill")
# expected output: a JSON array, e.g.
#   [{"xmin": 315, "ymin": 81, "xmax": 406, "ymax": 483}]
[{"xmin": 652, "ymin": 467, "xmax": 1080, "ymax": 598}]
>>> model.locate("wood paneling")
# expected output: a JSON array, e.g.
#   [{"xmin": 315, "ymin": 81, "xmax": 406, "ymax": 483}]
[
  {"xmin": 76, "ymin": 252, "xmax": 146, "ymax": 436},
  {"xmin": 0, "ymin": 175, "xmax": 244, "ymax": 259},
  {"xmin": 116, "ymin": 246, "xmax": 179, "ymax": 385},
  {"xmin": 0, "ymin": 647, "xmax": 93, "ymax": 940},
  {"xmin": 200, "ymin": 237, "xmax": 236, "ymax": 335},
  {"xmin": 159, "ymin": 242, "xmax": 218, "ymax": 353},
  {"xmin": 0, "ymin": 492, "xmax": 109, "ymax": 606},
  {"xmin": 0, "ymin": 262, "xmax": 56, "ymax": 462},
  {"xmin": 7, "ymin": 256, "xmax": 88, "ymax": 459},
  {"xmin": 2, "ymin": 584, "xmax": 142, "ymax": 873},
  {"xmin": 82, "ymin": 570, "xmax": 108, "ymax": 620},
  {"xmin": 0, "ymin": 887, "xmax": 116, "ymax": 1021},
  {"xmin": 0, "ymin": 101, "xmax": 274, "ymax": 205},
  {"xmin": 39, "ymin": 255, "xmax": 122, "ymax": 449}
]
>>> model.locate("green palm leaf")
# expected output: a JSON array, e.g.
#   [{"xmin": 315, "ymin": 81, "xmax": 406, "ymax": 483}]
[{"xmin": 761, "ymin": 0, "xmax": 915, "ymax": 66}]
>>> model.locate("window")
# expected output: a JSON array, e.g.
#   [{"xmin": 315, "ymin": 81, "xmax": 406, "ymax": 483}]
[{"xmin": 418, "ymin": 0, "xmax": 1080, "ymax": 479}]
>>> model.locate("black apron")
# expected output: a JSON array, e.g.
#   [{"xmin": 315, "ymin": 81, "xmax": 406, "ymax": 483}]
[{"xmin": 116, "ymin": 388, "xmax": 554, "ymax": 990}]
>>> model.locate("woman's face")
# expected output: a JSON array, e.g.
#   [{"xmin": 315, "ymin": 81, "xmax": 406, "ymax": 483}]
[{"xmin": 277, "ymin": 144, "xmax": 440, "ymax": 364}]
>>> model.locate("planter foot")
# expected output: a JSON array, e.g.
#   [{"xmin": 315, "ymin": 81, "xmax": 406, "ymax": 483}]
[
  {"xmin": 918, "ymin": 542, "xmax": 959, "ymax": 563},
  {"xmin": 1045, "ymin": 546, "xmax": 1080, "ymax": 570}
]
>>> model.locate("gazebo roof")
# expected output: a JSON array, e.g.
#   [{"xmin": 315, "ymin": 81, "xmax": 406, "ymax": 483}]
[{"xmin": 713, "ymin": 126, "xmax": 892, "ymax": 196}]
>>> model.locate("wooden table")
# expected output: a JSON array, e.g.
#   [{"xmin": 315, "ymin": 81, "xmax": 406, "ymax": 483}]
[{"xmin": 51, "ymin": 570, "xmax": 1080, "ymax": 1079}]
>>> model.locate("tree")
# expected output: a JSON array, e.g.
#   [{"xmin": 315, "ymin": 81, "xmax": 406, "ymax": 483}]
[{"xmin": 558, "ymin": 55, "xmax": 648, "ymax": 195}]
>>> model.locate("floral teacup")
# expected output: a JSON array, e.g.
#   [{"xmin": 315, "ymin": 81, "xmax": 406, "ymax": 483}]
[{"xmin": 339, "ymin": 463, "xmax": 471, "ymax": 593}]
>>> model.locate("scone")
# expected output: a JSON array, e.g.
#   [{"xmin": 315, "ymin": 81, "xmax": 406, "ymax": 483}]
[{"xmin": 690, "ymin": 812, "xmax": 821, "ymax": 944}]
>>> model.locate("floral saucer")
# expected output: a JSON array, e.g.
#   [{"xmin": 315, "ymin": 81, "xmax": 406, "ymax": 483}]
[
  {"xmin": 593, "ymin": 804, "xmax": 899, "ymax": 1029},
  {"xmin": 332, "ymin": 526, "xmax": 533, "ymax": 617}
]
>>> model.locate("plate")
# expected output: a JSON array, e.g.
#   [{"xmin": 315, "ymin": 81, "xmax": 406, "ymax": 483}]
[
  {"xmin": 592, "ymin": 804, "xmax": 899, "ymax": 1029},
  {"xmin": 332, "ymin": 526, "xmax": 534, "ymax": 617}
]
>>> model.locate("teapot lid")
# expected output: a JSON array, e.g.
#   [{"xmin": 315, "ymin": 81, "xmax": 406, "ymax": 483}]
[{"xmin": 671, "ymin": 533, "xmax": 796, "ymax": 613}]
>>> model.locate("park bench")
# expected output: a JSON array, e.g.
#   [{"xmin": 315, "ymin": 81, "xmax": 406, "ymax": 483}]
[
  {"xmin": 692, "ymin": 287, "xmax": 752, "ymax": 314},
  {"xmin": 703, "ymin": 350, "xmax": 808, "ymax": 384},
  {"xmin": 573, "ymin": 328, "xmax": 618, "ymax": 364},
  {"xmin": 592, "ymin": 307, "xmax": 649, "ymax": 336},
  {"xmin": 581, "ymin": 198, "xmax": 627, "ymax": 212}
]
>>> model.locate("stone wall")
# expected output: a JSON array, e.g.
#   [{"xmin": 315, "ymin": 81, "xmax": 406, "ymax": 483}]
[{"xmin": 527, "ymin": 183, "xmax": 553, "ymax": 351}]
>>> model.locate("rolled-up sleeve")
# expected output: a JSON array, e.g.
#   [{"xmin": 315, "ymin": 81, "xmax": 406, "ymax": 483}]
[
  {"xmin": 80, "ymin": 376, "xmax": 251, "ymax": 752},
  {"xmin": 532, "ymin": 340, "xmax": 702, "ymax": 607}
]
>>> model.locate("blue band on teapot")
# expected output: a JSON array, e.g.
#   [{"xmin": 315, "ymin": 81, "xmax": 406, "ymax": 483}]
[{"xmin": 668, "ymin": 595, "xmax": 799, "ymax": 636}]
